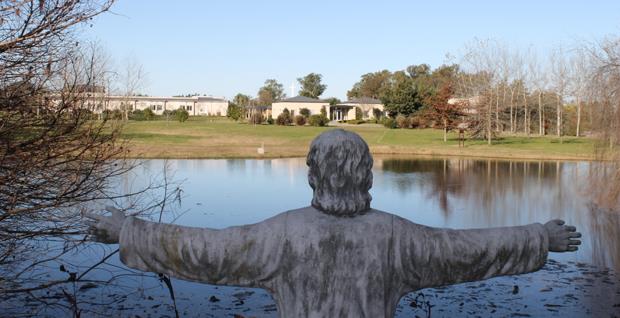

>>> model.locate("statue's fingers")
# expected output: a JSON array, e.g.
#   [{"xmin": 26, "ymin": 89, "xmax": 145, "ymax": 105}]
[
  {"xmin": 567, "ymin": 246, "xmax": 578, "ymax": 252},
  {"xmin": 568, "ymin": 239, "xmax": 581, "ymax": 246},
  {"xmin": 552, "ymin": 219, "xmax": 565, "ymax": 226},
  {"xmin": 568, "ymin": 232, "xmax": 582, "ymax": 238},
  {"xmin": 564, "ymin": 225, "xmax": 576, "ymax": 232}
]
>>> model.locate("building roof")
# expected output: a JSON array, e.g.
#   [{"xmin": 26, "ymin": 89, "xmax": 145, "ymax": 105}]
[
  {"xmin": 104, "ymin": 95, "xmax": 227, "ymax": 102},
  {"xmin": 343, "ymin": 97, "xmax": 382, "ymax": 104},
  {"xmin": 277, "ymin": 96, "xmax": 326, "ymax": 103},
  {"xmin": 245, "ymin": 105, "xmax": 272, "ymax": 110}
]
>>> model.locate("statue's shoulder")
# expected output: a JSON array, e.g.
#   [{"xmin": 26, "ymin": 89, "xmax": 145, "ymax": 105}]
[{"xmin": 367, "ymin": 209, "xmax": 423, "ymax": 227}]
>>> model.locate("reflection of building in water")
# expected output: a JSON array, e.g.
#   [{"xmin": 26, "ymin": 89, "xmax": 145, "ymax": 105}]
[{"xmin": 268, "ymin": 158, "xmax": 307, "ymax": 186}]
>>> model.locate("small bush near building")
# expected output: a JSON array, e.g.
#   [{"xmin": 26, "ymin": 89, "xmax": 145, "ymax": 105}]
[
  {"xmin": 309, "ymin": 114, "xmax": 329, "ymax": 127},
  {"xmin": 176, "ymin": 109, "xmax": 189, "ymax": 122},
  {"xmin": 396, "ymin": 114, "xmax": 410, "ymax": 128},
  {"xmin": 381, "ymin": 117, "xmax": 397, "ymax": 129},
  {"xmin": 162, "ymin": 109, "xmax": 174, "ymax": 118},
  {"xmin": 102, "ymin": 109, "xmax": 123, "ymax": 120},
  {"xmin": 320, "ymin": 106, "xmax": 327, "ymax": 117},
  {"xmin": 267, "ymin": 115, "xmax": 274, "ymax": 125},
  {"xmin": 373, "ymin": 108, "xmax": 383, "ymax": 119},
  {"xmin": 294, "ymin": 115, "xmax": 307, "ymax": 126},
  {"xmin": 143, "ymin": 108, "xmax": 155, "ymax": 120},
  {"xmin": 300, "ymin": 108, "xmax": 311, "ymax": 118},
  {"xmin": 417, "ymin": 116, "xmax": 429, "ymax": 128},
  {"xmin": 249, "ymin": 112, "xmax": 264, "ymax": 124},
  {"xmin": 276, "ymin": 108, "xmax": 293, "ymax": 125},
  {"xmin": 130, "ymin": 109, "xmax": 146, "ymax": 121},
  {"xmin": 227, "ymin": 103, "xmax": 243, "ymax": 121},
  {"xmin": 355, "ymin": 107, "xmax": 363, "ymax": 120},
  {"xmin": 347, "ymin": 119, "xmax": 365, "ymax": 125}
]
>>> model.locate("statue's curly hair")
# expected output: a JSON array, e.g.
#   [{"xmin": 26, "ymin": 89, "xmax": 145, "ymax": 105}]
[{"xmin": 306, "ymin": 129, "xmax": 373, "ymax": 217}]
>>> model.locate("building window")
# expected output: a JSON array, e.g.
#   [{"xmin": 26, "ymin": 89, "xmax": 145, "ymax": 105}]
[{"xmin": 186, "ymin": 105, "xmax": 192, "ymax": 111}]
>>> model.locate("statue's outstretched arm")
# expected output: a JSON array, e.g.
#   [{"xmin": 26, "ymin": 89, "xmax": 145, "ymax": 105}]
[
  {"xmin": 396, "ymin": 219, "xmax": 580, "ymax": 290},
  {"xmin": 85, "ymin": 207, "xmax": 284, "ymax": 288}
]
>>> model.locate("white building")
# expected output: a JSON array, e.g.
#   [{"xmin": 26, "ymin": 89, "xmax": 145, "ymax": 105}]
[
  {"xmin": 271, "ymin": 96, "xmax": 385, "ymax": 121},
  {"xmin": 335, "ymin": 97, "xmax": 385, "ymax": 120},
  {"xmin": 98, "ymin": 95, "xmax": 229, "ymax": 116},
  {"xmin": 271, "ymin": 96, "xmax": 331, "ymax": 118}
]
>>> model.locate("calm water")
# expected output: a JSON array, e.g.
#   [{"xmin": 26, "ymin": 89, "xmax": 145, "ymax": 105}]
[
  {"xmin": 5, "ymin": 157, "xmax": 620, "ymax": 317},
  {"xmin": 136, "ymin": 157, "xmax": 619, "ymax": 271}
]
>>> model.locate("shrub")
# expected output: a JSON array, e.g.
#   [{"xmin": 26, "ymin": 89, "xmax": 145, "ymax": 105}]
[
  {"xmin": 373, "ymin": 108, "xmax": 383, "ymax": 119},
  {"xmin": 130, "ymin": 109, "xmax": 145, "ymax": 121},
  {"xmin": 227, "ymin": 103, "xmax": 243, "ymax": 120},
  {"xmin": 382, "ymin": 117, "xmax": 397, "ymax": 129},
  {"xmin": 276, "ymin": 108, "xmax": 292, "ymax": 125},
  {"xmin": 266, "ymin": 115, "xmax": 274, "ymax": 125},
  {"xmin": 249, "ymin": 112, "xmax": 264, "ymax": 124},
  {"xmin": 162, "ymin": 109, "xmax": 174, "ymax": 118},
  {"xmin": 294, "ymin": 115, "xmax": 306, "ymax": 126},
  {"xmin": 102, "ymin": 109, "xmax": 123, "ymax": 120},
  {"xmin": 175, "ymin": 109, "xmax": 189, "ymax": 122},
  {"xmin": 409, "ymin": 115, "xmax": 420, "ymax": 128},
  {"xmin": 309, "ymin": 114, "xmax": 329, "ymax": 127},
  {"xmin": 347, "ymin": 119, "xmax": 365, "ymax": 125},
  {"xmin": 355, "ymin": 107, "xmax": 363, "ymax": 120},
  {"xmin": 320, "ymin": 106, "xmax": 327, "ymax": 117},
  {"xmin": 396, "ymin": 114, "xmax": 410, "ymax": 129},
  {"xmin": 143, "ymin": 108, "xmax": 155, "ymax": 120},
  {"xmin": 300, "ymin": 108, "xmax": 311, "ymax": 118},
  {"xmin": 417, "ymin": 116, "xmax": 428, "ymax": 128}
]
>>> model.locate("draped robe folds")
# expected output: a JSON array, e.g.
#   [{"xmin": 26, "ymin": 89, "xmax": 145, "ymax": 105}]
[{"xmin": 119, "ymin": 207, "xmax": 549, "ymax": 318}]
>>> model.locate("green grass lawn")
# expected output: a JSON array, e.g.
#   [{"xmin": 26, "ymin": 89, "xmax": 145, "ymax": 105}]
[{"xmin": 119, "ymin": 117, "xmax": 596, "ymax": 160}]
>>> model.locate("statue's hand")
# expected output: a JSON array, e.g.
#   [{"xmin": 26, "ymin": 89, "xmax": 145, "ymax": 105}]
[
  {"xmin": 544, "ymin": 219, "xmax": 581, "ymax": 252},
  {"xmin": 84, "ymin": 206, "xmax": 127, "ymax": 244}
]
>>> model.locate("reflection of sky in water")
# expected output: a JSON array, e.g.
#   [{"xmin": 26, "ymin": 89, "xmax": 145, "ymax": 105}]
[{"xmin": 125, "ymin": 157, "xmax": 619, "ymax": 272}]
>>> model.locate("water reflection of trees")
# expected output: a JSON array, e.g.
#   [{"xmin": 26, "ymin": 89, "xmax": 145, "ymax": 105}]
[
  {"xmin": 380, "ymin": 157, "xmax": 620, "ymax": 271},
  {"xmin": 381, "ymin": 158, "xmax": 561, "ymax": 216}
]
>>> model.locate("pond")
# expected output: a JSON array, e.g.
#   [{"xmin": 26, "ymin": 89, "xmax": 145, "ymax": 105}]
[{"xmin": 4, "ymin": 157, "xmax": 620, "ymax": 317}]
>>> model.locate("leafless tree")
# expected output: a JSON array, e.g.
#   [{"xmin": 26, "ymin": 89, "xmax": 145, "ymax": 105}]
[
  {"xmin": 549, "ymin": 47, "xmax": 569, "ymax": 139},
  {"xmin": 569, "ymin": 48, "xmax": 592, "ymax": 137},
  {"xmin": 118, "ymin": 55, "xmax": 147, "ymax": 120},
  {"xmin": 0, "ymin": 1, "xmax": 180, "ymax": 315},
  {"xmin": 585, "ymin": 36, "xmax": 620, "ymax": 209}
]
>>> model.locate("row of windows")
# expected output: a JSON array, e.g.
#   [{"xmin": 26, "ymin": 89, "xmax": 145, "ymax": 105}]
[{"xmin": 149, "ymin": 105, "xmax": 193, "ymax": 111}]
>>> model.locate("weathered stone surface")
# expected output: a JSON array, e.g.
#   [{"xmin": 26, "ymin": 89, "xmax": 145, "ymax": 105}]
[{"xmin": 119, "ymin": 207, "xmax": 549, "ymax": 317}]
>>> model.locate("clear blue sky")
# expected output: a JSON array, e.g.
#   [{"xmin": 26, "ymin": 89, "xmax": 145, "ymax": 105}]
[{"xmin": 85, "ymin": 0, "xmax": 620, "ymax": 100}]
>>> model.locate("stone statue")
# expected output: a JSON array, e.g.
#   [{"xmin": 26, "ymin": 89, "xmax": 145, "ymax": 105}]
[{"xmin": 85, "ymin": 129, "xmax": 582, "ymax": 317}]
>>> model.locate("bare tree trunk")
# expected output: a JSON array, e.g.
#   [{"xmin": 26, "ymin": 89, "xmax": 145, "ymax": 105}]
[
  {"xmin": 556, "ymin": 95, "xmax": 562, "ymax": 137},
  {"xmin": 510, "ymin": 89, "xmax": 515, "ymax": 133},
  {"xmin": 576, "ymin": 95, "xmax": 581, "ymax": 137},
  {"xmin": 502, "ymin": 85, "xmax": 507, "ymax": 132},
  {"xmin": 495, "ymin": 86, "xmax": 500, "ymax": 132},
  {"xmin": 538, "ymin": 90, "xmax": 543, "ymax": 135},
  {"xmin": 523, "ymin": 89, "xmax": 529, "ymax": 136},
  {"xmin": 488, "ymin": 93, "xmax": 493, "ymax": 144}
]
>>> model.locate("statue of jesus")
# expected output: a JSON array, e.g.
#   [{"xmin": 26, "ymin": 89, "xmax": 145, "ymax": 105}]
[{"xmin": 86, "ymin": 129, "xmax": 581, "ymax": 317}]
